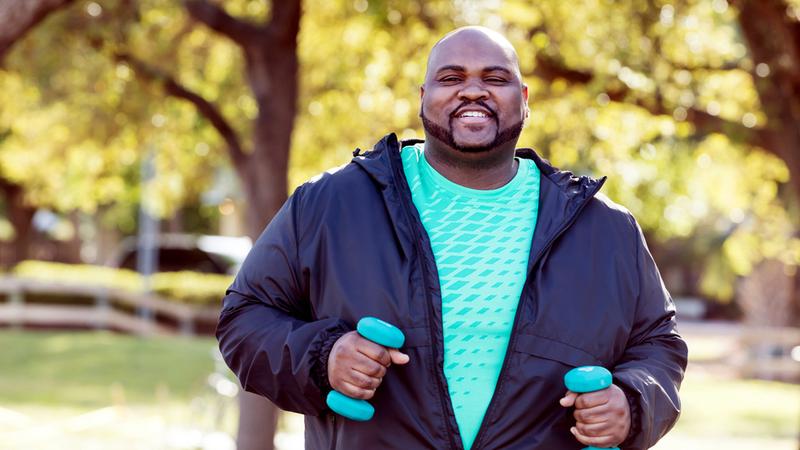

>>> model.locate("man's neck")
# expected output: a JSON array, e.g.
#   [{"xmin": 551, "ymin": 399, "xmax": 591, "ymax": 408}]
[{"xmin": 422, "ymin": 142, "xmax": 519, "ymax": 190}]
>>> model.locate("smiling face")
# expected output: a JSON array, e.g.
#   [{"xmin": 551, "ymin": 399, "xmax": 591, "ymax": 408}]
[{"xmin": 420, "ymin": 28, "xmax": 529, "ymax": 155}]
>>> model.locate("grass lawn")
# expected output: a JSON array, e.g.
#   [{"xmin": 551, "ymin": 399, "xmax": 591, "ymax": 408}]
[
  {"xmin": 0, "ymin": 330, "xmax": 218, "ymax": 406},
  {"xmin": 0, "ymin": 330, "xmax": 239, "ymax": 449},
  {"xmin": 674, "ymin": 365, "xmax": 800, "ymax": 438}
]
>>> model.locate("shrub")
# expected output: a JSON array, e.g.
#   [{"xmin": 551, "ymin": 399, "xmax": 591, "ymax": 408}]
[{"xmin": 10, "ymin": 261, "xmax": 231, "ymax": 307}]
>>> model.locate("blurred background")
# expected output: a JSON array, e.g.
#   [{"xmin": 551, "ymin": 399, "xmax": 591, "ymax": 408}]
[{"xmin": 0, "ymin": 0, "xmax": 798, "ymax": 449}]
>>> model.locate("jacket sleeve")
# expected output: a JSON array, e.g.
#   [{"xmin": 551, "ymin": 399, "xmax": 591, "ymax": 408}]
[
  {"xmin": 216, "ymin": 186, "xmax": 350, "ymax": 416},
  {"xmin": 613, "ymin": 216, "xmax": 689, "ymax": 450}
]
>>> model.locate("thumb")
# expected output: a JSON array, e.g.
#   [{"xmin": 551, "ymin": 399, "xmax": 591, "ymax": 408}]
[
  {"xmin": 388, "ymin": 348, "xmax": 410, "ymax": 365},
  {"xmin": 559, "ymin": 390, "xmax": 578, "ymax": 408}
]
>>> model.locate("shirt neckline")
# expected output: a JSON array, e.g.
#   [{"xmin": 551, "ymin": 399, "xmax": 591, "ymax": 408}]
[{"xmin": 413, "ymin": 143, "xmax": 530, "ymax": 199}]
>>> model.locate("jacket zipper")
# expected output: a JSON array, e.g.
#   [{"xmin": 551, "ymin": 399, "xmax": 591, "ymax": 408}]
[
  {"xmin": 410, "ymin": 226, "xmax": 462, "ymax": 450},
  {"xmin": 329, "ymin": 413, "xmax": 337, "ymax": 450},
  {"xmin": 389, "ymin": 145, "xmax": 462, "ymax": 450},
  {"xmin": 470, "ymin": 180, "xmax": 606, "ymax": 450}
]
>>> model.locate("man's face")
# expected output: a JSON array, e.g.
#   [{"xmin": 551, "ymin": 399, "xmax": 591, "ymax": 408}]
[{"xmin": 420, "ymin": 31, "xmax": 528, "ymax": 153}]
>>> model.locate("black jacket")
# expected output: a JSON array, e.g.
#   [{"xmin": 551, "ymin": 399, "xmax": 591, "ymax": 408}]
[{"xmin": 217, "ymin": 133, "xmax": 688, "ymax": 449}]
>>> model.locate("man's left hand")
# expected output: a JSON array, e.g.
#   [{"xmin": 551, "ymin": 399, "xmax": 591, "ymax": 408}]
[{"xmin": 559, "ymin": 383, "xmax": 630, "ymax": 448}]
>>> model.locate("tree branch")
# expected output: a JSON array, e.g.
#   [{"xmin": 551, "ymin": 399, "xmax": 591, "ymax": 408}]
[
  {"xmin": 184, "ymin": 0, "xmax": 263, "ymax": 46},
  {"xmin": 664, "ymin": 60, "xmax": 744, "ymax": 72},
  {"xmin": 266, "ymin": 0, "xmax": 301, "ymax": 43},
  {"xmin": 116, "ymin": 53, "xmax": 249, "ymax": 171},
  {"xmin": 534, "ymin": 54, "xmax": 593, "ymax": 83},
  {"xmin": 530, "ymin": 49, "xmax": 770, "ymax": 147},
  {"xmin": 0, "ymin": 0, "xmax": 75, "ymax": 62}
]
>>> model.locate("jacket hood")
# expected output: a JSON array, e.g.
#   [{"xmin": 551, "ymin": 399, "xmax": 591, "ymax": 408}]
[{"xmin": 352, "ymin": 132, "xmax": 606, "ymax": 212}]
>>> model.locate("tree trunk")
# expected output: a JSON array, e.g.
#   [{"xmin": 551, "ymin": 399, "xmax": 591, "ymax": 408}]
[
  {"xmin": 737, "ymin": 259, "xmax": 795, "ymax": 327},
  {"xmin": 238, "ymin": 38, "xmax": 296, "ymax": 237},
  {"xmin": 734, "ymin": 0, "xmax": 800, "ymax": 323},
  {"xmin": 60, "ymin": 211, "xmax": 82, "ymax": 263},
  {"xmin": 734, "ymin": 0, "xmax": 800, "ymax": 197},
  {"xmin": 167, "ymin": 209, "xmax": 183, "ymax": 233},
  {"xmin": 179, "ymin": 1, "xmax": 301, "ymax": 448},
  {"xmin": 0, "ymin": 179, "xmax": 36, "ymax": 266},
  {"xmin": 236, "ymin": 5, "xmax": 299, "ymax": 447},
  {"xmin": 237, "ymin": 390, "xmax": 280, "ymax": 450}
]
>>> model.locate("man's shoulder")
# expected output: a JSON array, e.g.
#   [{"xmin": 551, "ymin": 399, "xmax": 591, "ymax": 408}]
[
  {"xmin": 294, "ymin": 133, "xmax": 407, "ymax": 199},
  {"xmin": 290, "ymin": 156, "xmax": 386, "ymax": 218},
  {"xmin": 584, "ymin": 192, "xmax": 638, "ymax": 231},
  {"xmin": 293, "ymin": 161, "xmax": 371, "ymax": 200},
  {"xmin": 590, "ymin": 193, "xmax": 632, "ymax": 216}
]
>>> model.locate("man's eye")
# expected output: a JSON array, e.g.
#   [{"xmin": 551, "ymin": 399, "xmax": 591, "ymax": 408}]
[
  {"xmin": 486, "ymin": 78, "xmax": 508, "ymax": 83},
  {"xmin": 439, "ymin": 77, "xmax": 461, "ymax": 83}
]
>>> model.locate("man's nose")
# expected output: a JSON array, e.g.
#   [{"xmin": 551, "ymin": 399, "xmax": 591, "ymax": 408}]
[{"xmin": 457, "ymin": 80, "xmax": 489, "ymax": 101}]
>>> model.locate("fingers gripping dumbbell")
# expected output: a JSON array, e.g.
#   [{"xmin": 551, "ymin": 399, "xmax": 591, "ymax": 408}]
[
  {"xmin": 326, "ymin": 317, "xmax": 405, "ymax": 421},
  {"xmin": 564, "ymin": 366, "xmax": 620, "ymax": 450}
]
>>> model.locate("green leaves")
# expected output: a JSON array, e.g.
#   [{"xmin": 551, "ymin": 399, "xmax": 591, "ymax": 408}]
[{"xmin": 1, "ymin": 0, "xmax": 796, "ymax": 300}]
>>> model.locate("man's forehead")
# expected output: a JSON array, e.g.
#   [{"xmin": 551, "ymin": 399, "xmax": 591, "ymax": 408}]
[{"xmin": 426, "ymin": 27, "xmax": 519, "ymax": 75}]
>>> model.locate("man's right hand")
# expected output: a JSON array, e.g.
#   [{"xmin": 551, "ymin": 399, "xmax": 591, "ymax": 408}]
[{"xmin": 328, "ymin": 330, "xmax": 410, "ymax": 400}]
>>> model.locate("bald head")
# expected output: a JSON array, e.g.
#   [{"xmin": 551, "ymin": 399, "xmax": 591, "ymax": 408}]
[
  {"xmin": 425, "ymin": 26, "xmax": 522, "ymax": 84},
  {"xmin": 418, "ymin": 26, "xmax": 529, "ymax": 159}
]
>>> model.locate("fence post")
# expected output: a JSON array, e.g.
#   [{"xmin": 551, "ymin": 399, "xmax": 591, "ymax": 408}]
[
  {"xmin": 179, "ymin": 315, "xmax": 195, "ymax": 337},
  {"xmin": 8, "ymin": 281, "xmax": 24, "ymax": 330},
  {"xmin": 94, "ymin": 288, "xmax": 110, "ymax": 331}
]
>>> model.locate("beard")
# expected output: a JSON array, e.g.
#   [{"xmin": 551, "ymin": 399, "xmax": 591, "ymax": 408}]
[{"xmin": 420, "ymin": 108, "xmax": 524, "ymax": 154}]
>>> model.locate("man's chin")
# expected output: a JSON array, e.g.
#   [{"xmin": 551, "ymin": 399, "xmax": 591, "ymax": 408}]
[{"xmin": 451, "ymin": 138, "xmax": 495, "ymax": 153}]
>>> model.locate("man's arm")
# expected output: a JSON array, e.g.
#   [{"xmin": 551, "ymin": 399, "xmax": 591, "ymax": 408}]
[
  {"xmin": 216, "ymin": 187, "xmax": 350, "ymax": 416},
  {"xmin": 614, "ymin": 217, "xmax": 689, "ymax": 450}
]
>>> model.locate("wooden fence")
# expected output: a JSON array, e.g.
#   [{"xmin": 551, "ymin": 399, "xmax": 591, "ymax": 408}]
[
  {"xmin": 681, "ymin": 321, "xmax": 800, "ymax": 381},
  {"xmin": 0, "ymin": 277, "xmax": 220, "ymax": 336}
]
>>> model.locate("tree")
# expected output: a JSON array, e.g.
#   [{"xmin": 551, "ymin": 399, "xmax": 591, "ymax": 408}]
[
  {"xmin": 0, "ymin": 0, "xmax": 75, "ymax": 61},
  {"xmin": 2, "ymin": 0, "xmax": 456, "ymax": 445},
  {"xmin": 734, "ymin": 0, "xmax": 800, "ymax": 196},
  {"xmin": 123, "ymin": 2, "xmax": 457, "ymax": 446},
  {"xmin": 117, "ymin": 1, "xmax": 301, "ymax": 445},
  {"xmin": 0, "ymin": 0, "xmax": 71, "ymax": 262},
  {"xmin": 494, "ymin": 0, "xmax": 799, "ymax": 308},
  {"xmin": 0, "ymin": 0, "xmax": 231, "ymax": 263},
  {"xmin": 0, "ymin": 0, "xmax": 76, "ymax": 264}
]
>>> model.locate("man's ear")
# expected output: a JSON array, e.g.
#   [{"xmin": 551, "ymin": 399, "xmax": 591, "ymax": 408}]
[
  {"xmin": 419, "ymin": 85, "xmax": 425, "ymax": 117},
  {"xmin": 522, "ymin": 84, "xmax": 529, "ymax": 119}
]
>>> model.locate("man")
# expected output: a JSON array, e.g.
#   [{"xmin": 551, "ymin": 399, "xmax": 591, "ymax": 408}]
[{"xmin": 217, "ymin": 26, "xmax": 687, "ymax": 449}]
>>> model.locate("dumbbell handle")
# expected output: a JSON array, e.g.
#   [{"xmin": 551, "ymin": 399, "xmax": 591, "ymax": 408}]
[
  {"xmin": 326, "ymin": 317, "xmax": 405, "ymax": 421},
  {"xmin": 564, "ymin": 366, "xmax": 620, "ymax": 450}
]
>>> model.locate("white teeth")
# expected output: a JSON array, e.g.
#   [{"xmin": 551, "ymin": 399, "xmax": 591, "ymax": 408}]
[{"xmin": 460, "ymin": 111, "xmax": 488, "ymax": 118}]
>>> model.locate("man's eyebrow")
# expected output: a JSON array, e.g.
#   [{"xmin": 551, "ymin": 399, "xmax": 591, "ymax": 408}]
[
  {"xmin": 434, "ymin": 65, "xmax": 513, "ymax": 75},
  {"xmin": 483, "ymin": 66, "xmax": 512, "ymax": 75},
  {"xmin": 434, "ymin": 65, "xmax": 466, "ymax": 74}
]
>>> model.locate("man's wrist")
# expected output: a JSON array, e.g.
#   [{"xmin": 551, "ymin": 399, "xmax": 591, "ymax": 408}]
[
  {"xmin": 311, "ymin": 326, "xmax": 350, "ymax": 392},
  {"xmin": 617, "ymin": 382, "xmax": 641, "ymax": 447}
]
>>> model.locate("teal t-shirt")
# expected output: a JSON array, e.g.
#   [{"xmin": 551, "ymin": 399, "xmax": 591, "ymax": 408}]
[{"xmin": 400, "ymin": 143, "xmax": 540, "ymax": 449}]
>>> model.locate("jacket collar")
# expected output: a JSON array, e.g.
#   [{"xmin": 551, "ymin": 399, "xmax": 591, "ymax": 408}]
[
  {"xmin": 352, "ymin": 133, "xmax": 607, "ymax": 269},
  {"xmin": 352, "ymin": 132, "xmax": 605, "ymax": 208},
  {"xmin": 351, "ymin": 132, "xmax": 406, "ymax": 188}
]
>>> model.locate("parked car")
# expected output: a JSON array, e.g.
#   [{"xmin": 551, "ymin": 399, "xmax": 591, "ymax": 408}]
[{"xmin": 108, "ymin": 234, "xmax": 252, "ymax": 275}]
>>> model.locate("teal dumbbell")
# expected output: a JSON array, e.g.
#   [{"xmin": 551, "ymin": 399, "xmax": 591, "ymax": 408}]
[
  {"xmin": 326, "ymin": 317, "xmax": 405, "ymax": 421},
  {"xmin": 564, "ymin": 366, "xmax": 620, "ymax": 450}
]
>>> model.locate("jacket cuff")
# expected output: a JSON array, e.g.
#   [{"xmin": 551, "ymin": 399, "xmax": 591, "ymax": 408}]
[
  {"xmin": 310, "ymin": 325, "xmax": 350, "ymax": 392},
  {"xmin": 618, "ymin": 382, "xmax": 642, "ymax": 449}
]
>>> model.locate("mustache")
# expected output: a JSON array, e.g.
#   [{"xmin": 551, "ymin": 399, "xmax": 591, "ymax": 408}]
[
  {"xmin": 420, "ymin": 111, "xmax": 524, "ymax": 154},
  {"xmin": 450, "ymin": 100, "xmax": 497, "ymax": 118}
]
